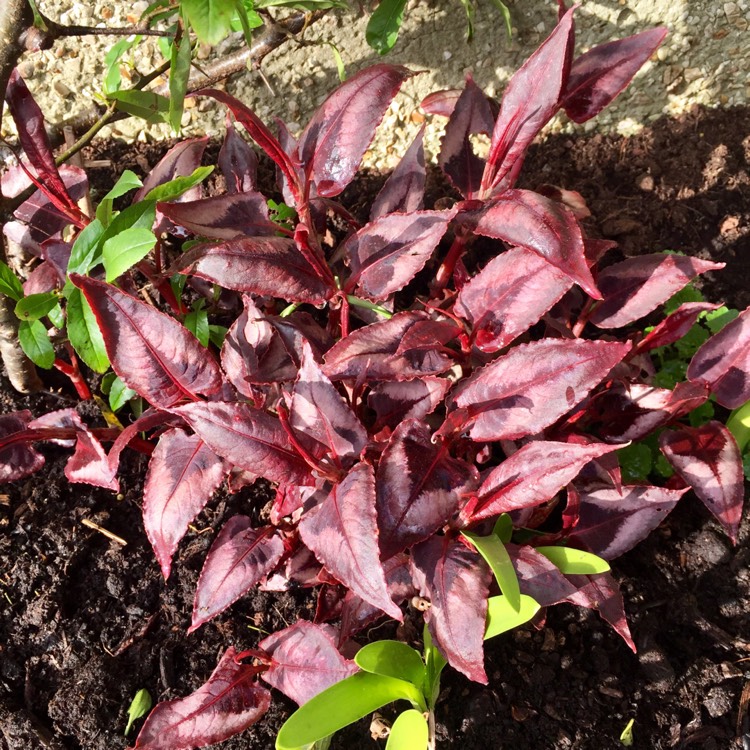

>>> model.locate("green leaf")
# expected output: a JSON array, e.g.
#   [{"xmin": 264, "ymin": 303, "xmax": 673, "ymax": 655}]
[
  {"xmin": 535, "ymin": 546, "xmax": 610, "ymax": 575},
  {"xmin": 663, "ymin": 282, "xmax": 704, "ymax": 315},
  {"xmin": 462, "ymin": 530, "xmax": 521, "ymax": 611},
  {"xmin": 354, "ymin": 641, "xmax": 426, "ymax": 689},
  {"xmin": 487, "ymin": 0, "xmax": 512, "ymax": 40},
  {"xmin": 103, "ymin": 37, "xmax": 140, "ymax": 96},
  {"xmin": 276, "ymin": 673, "xmax": 426, "ymax": 750},
  {"xmin": 18, "ymin": 319, "xmax": 54, "ymax": 369},
  {"xmin": 15, "ymin": 292, "xmax": 59, "ymax": 322},
  {"xmin": 181, "ymin": 0, "xmax": 235, "ymax": 44},
  {"xmin": 184, "ymin": 302, "xmax": 210, "ymax": 347},
  {"xmin": 169, "ymin": 17, "xmax": 193, "ymax": 132},
  {"xmin": 103, "ymin": 227, "xmax": 158, "ymax": 282},
  {"xmin": 47, "ymin": 303, "xmax": 64, "ymax": 330},
  {"xmin": 144, "ymin": 165, "xmax": 214, "ymax": 202},
  {"xmin": 493, "ymin": 513, "xmax": 512, "ymax": 544},
  {"xmin": 110, "ymin": 376, "xmax": 138, "ymax": 412},
  {"xmin": 95, "ymin": 170, "xmax": 143, "ymax": 226},
  {"xmin": 618, "ymin": 442, "xmax": 652, "ymax": 482},
  {"xmin": 385, "ymin": 710, "xmax": 428, "ymax": 750},
  {"xmin": 255, "ymin": 0, "xmax": 348, "ymax": 9},
  {"xmin": 688, "ymin": 399, "xmax": 714, "ymax": 427},
  {"xmin": 67, "ymin": 218, "xmax": 106, "ymax": 277},
  {"xmin": 67, "ymin": 288, "xmax": 110, "ymax": 373},
  {"xmin": 365, "ymin": 0, "xmax": 407, "ymax": 55},
  {"xmin": 619, "ymin": 718, "xmax": 635, "ymax": 746},
  {"xmin": 0, "ymin": 261, "xmax": 25, "ymax": 301},
  {"xmin": 208, "ymin": 324, "xmax": 227, "ymax": 348},
  {"xmin": 703, "ymin": 305, "xmax": 739, "ymax": 334},
  {"xmin": 324, "ymin": 42, "xmax": 347, "ymax": 82},
  {"xmin": 421, "ymin": 624, "xmax": 446, "ymax": 709},
  {"xmin": 728, "ymin": 399, "xmax": 750, "ymax": 453},
  {"xmin": 231, "ymin": 0, "xmax": 263, "ymax": 41},
  {"xmin": 124, "ymin": 688, "xmax": 152, "ymax": 735},
  {"xmin": 484, "ymin": 594, "xmax": 540, "ymax": 640},
  {"xmin": 458, "ymin": 0, "xmax": 475, "ymax": 42},
  {"xmin": 108, "ymin": 90, "xmax": 170, "ymax": 123}
]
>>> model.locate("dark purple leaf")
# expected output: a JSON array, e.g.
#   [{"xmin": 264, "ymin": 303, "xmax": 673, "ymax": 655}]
[
  {"xmin": 367, "ymin": 377, "xmax": 451, "ymax": 431},
  {"xmin": 443, "ymin": 339, "xmax": 629, "ymax": 441},
  {"xmin": 0, "ymin": 411, "xmax": 45, "ymax": 483},
  {"xmin": 299, "ymin": 462, "xmax": 402, "ymax": 620},
  {"xmin": 23, "ymin": 261, "xmax": 61, "ymax": 295},
  {"xmin": 687, "ymin": 306, "xmax": 750, "ymax": 408},
  {"xmin": 411, "ymin": 536, "xmax": 491, "ymax": 683},
  {"xmin": 297, "ymin": 64, "xmax": 411, "ymax": 197},
  {"xmin": 563, "ymin": 28, "xmax": 668, "ymax": 123},
  {"xmin": 70, "ymin": 274, "xmax": 223, "ymax": 408},
  {"xmin": 172, "ymin": 401, "xmax": 312, "ymax": 486},
  {"xmin": 260, "ymin": 621, "xmax": 358, "ymax": 705},
  {"xmin": 660, "ymin": 422, "xmax": 744, "ymax": 543},
  {"xmin": 590, "ymin": 254, "xmax": 724, "ymax": 329},
  {"xmin": 633, "ymin": 302, "xmax": 723, "ymax": 355},
  {"xmin": 345, "ymin": 209, "xmax": 456, "ymax": 300},
  {"xmin": 133, "ymin": 138, "xmax": 209, "ymax": 204},
  {"xmin": 371, "ymin": 125, "xmax": 426, "ymax": 219},
  {"xmin": 190, "ymin": 516, "xmax": 284, "ymax": 631},
  {"xmin": 132, "ymin": 646, "xmax": 270, "ymax": 749},
  {"xmin": 144, "ymin": 428, "xmax": 227, "ymax": 580},
  {"xmin": 377, "ymin": 419, "xmax": 478, "ymax": 559},
  {"xmin": 455, "ymin": 246, "xmax": 573, "ymax": 352},
  {"xmin": 219, "ymin": 120, "xmax": 258, "ymax": 193}
]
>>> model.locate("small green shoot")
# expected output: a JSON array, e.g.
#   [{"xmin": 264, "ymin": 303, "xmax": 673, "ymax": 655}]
[
  {"xmin": 124, "ymin": 688, "xmax": 152, "ymax": 735},
  {"xmin": 619, "ymin": 718, "xmax": 635, "ymax": 746}
]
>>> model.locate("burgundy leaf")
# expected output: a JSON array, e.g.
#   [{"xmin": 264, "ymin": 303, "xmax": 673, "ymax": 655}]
[
  {"xmin": 157, "ymin": 192, "xmax": 273, "ymax": 240},
  {"xmin": 633, "ymin": 302, "xmax": 723, "ymax": 355},
  {"xmin": 371, "ymin": 125, "xmax": 426, "ymax": 219},
  {"xmin": 298, "ymin": 64, "xmax": 411, "ymax": 197},
  {"xmin": 290, "ymin": 342, "xmax": 367, "ymax": 468},
  {"xmin": 70, "ymin": 274, "xmax": 223, "ymax": 408},
  {"xmin": 345, "ymin": 209, "xmax": 456, "ymax": 300},
  {"xmin": 443, "ymin": 339, "xmax": 629, "ymax": 441},
  {"xmin": 315, "ymin": 584, "xmax": 347, "ymax": 623},
  {"xmin": 564, "ymin": 484, "xmax": 686, "ymax": 558},
  {"xmin": 323, "ymin": 312, "xmax": 460, "ymax": 381},
  {"xmin": 144, "ymin": 428, "xmax": 227, "ymax": 580},
  {"xmin": 106, "ymin": 409, "xmax": 179, "ymax": 478},
  {"xmin": 481, "ymin": 8, "xmax": 575, "ymax": 194},
  {"xmin": 420, "ymin": 88, "xmax": 462, "ymax": 117},
  {"xmin": 367, "ymin": 377, "xmax": 451, "ymax": 431},
  {"xmin": 270, "ymin": 483, "xmax": 316, "ymax": 525},
  {"xmin": 463, "ymin": 440, "xmax": 622, "ymax": 525},
  {"xmin": 455, "ymin": 246, "xmax": 573, "ymax": 352},
  {"xmin": 172, "ymin": 401, "xmax": 312, "ymax": 486},
  {"xmin": 377, "ymin": 419, "xmax": 478, "ymax": 559},
  {"xmin": 190, "ymin": 516, "xmax": 284, "ymax": 631},
  {"xmin": 299, "ymin": 462, "xmax": 402, "ymax": 620},
  {"xmin": 438, "ymin": 75, "xmax": 496, "ymax": 198},
  {"xmin": 169, "ymin": 237, "xmax": 334, "ymax": 303},
  {"xmin": 0, "ymin": 411, "xmax": 45, "ymax": 483},
  {"xmin": 687, "ymin": 306, "xmax": 750, "ymax": 408},
  {"xmin": 23, "ymin": 261, "xmax": 60, "ymax": 295},
  {"xmin": 660, "ymin": 422, "xmax": 744, "ymax": 543},
  {"xmin": 132, "ymin": 646, "xmax": 270, "ymax": 749},
  {"xmin": 590, "ymin": 254, "xmax": 725, "ymax": 329},
  {"xmin": 133, "ymin": 137, "xmax": 209, "ymax": 203},
  {"xmin": 466, "ymin": 190, "xmax": 600, "ymax": 299},
  {"xmin": 411, "ymin": 535, "xmax": 491, "ymax": 683},
  {"xmin": 218, "ymin": 121, "xmax": 258, "ymax": 193},
  {"xmin": 65, "ymin": 427, "xmax": 119, "ymax": 491},
  {"xmin": 260, "ymin": 620, "xmax": 358, "ymax": 705},
  {"xmin": 563, "ymin": 28, "xmax": 668, "ymax": 123}
]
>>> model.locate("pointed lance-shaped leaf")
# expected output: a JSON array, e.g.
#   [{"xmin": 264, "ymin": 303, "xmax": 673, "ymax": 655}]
[
  {"xmin": 590, "ymin": 254, "xmax": 724, "ymax": 329},
  {"xmin": 190, "ymin": 516, "xmax": 284, "ymax": 632},
  {"xmin": 563, "ymin": 27, "xmax": 668, "ymax": 123},
  {"xmin": 455, "ymin": 246, "xmax": 573, "ymax": 352},
  {"xmin": 132, "ymin": 646, "xmax": 270, "ymax": 749},
  {"xmin": 633, "ymin": 302, "xmax": 723, "ymax": 355},
  {"xmin": 367, "ymin": 377, "xmax": 451, "ymax": 431},
  {"xmin": 133, "ymin": 137, "xmax": 209, "ymax": 204},
  {"xmin": 65, "ymin": 427, "xmax": 119, "ymax": 491},
  {"xmin": 443, "ymin": 339, "xmax": 630, "ymax": 442},
  {"xmin": 144, "ymin": 428, "xmax": 227, "ymax": 581},
  {"xmin": 377, "ymin": 419, "xmax": 478, "ymax": 559},
  {"xmin": 299, "ymin": 462, "xmax": 402, "ymax": 620},
  {"xmin": 371, "ymin": 125, "xmax": 426, "ymax": 219},
  {"xmin": 660, "ymin": 422, "xmax": 744, "ymax": 544},
  {"xmin": 70, "ymin": 275, "xmax": 222, "ymax": 408},
  {"xmin": 260, "ymin": 621, "xmax": 358, "ymax": 706},
  {"xmin": 687, "ymin": 306, "xmax": 750, "ymax": 408},
  {"xmin": 298, "ymin": 64, "xmax": 412, "ymax": 197},
  {"xmin": 219, "ymin": 120, "xmax": 258, "ymax": 193},
  {"xmin": 411, "ymin": 535, "xmax": 491, "ymax": 683},
  {"xmin": 0, "ymin": 411, "xmax": 45, "ymax": 483}
]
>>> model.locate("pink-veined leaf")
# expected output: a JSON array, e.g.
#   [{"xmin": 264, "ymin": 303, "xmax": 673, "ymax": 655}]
[
  {"xmin": 218, "ymin": 120, "xmax": 258, "ymax": 193},
  {"xmin": 455, "ymin": 246, "xmax": 573, "ymax": 352},
  {"xmin": 481, "ymin": 8, "xmax": 575, "ymax": 194},
  {"xmin": 189, "ymin": 516, "xmax": 284, "ymax": 631},
  {"xmin": 290, "ymin": 342, "xmax": 367, "ymax": 468},
  {"xmin": 465, "ymin": 190, "xmax": 600, "ymax": 299},
  {"xmin": 563, "ymin": 27, "xmax": 668, "ymax": 123},
  {"xmin": 377, "ymin": 419, "xmax": 478, "ymax": 559},
  {"xmin": 133, "ymin": 137, "xmax": 209, "ymax": 203},
  {"xmin": 169, "ymin": 236, "xmax": 334, "ymax": 304},
  {"xmin": 633, "ymin": 302, "xmax": 723, "ymax": 355},
  {"xmin": 590, "ymin": 254, "xmax": 724, "ymax": 329},
  {"xmin": 172, "ymin": 401, "xmax": 312, "ymax": 486},
  {"xmin": 0, "ymin": 411, "xmax": 45, "ymax": 483},
  {"xmin": 299, "ymin": 462, "xmax": 402, "ymax": 620},
  {"xmin": 367, "ymin": 377, "xmax": 451, "ymax": 431},
  {"xmin": 144, "ymin": 428, "xmax": 227, "ymax": 580},
  {"xmin": 345, "ymin": 209, "xmax": 456, "ymax": 300},
  {"xmin": 687, "ymin": 306, "xmax": 750, "ymax": 408},
  {"xmin": 411, "ymin": 535, "xmax": 491, "ymax": 683},
  {"xmin": 260, "ymin": 620, "xmax": 358, "ymax": 705},
  {"xmin": 443, "ymin": 338, "xmax": 629, "ymax": 441},
  {"xmin": 70, "ymin": 274, "xmax": 223, "ymax": 408},
  {"xmin": 297, "ymin": 64, "xmax": 412, "ymax": 197},
  {"xmin": 659, "ymin": 422, "xmax": 744, "ymax": 544},
  {"xmin": 371, "ymin": 125, "xmax": 426, "ymax": 219},
  {"xmin": 132, "ymin": 646, "xmax": 270, "ymax": 749},
  {"xmin": 65, "ymin": 426, "xmax": 119, "ymax": 491},
  {"xmin": 462, "ymin": 440, "xmax": 623, "ymax": 525}
]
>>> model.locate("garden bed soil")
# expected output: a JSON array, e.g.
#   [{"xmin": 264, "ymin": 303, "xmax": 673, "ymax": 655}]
[{"xmin": 2, "ymin": 103, "xmax": 750, "ymax": 750}]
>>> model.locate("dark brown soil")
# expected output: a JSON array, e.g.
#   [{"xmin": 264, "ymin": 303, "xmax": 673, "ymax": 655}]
[{"xmin": 2, "ymin": 104, "xmax": 750, "ymax": 750}]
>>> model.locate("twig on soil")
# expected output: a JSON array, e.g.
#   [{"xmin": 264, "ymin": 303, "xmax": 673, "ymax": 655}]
[{"xmin": 81, "ymin": 517, "xmax": 128, "ymax": 546}]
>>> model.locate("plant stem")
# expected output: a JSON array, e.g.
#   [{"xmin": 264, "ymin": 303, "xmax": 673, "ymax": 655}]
[
  {"xmin": 432, "ymin": 234, "xmax": 468, "ymax": 297},
  {"xmin": 345, "ymin": 295, "xmax": 393, "ymax": 319}
]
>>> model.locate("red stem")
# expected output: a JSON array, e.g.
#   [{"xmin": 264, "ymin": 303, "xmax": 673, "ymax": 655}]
[
  {"xmin": 53, "ymin": 348, "xmax": 91, "ymax": 400},
  {"xmin": 277, "ymin": 403, "xmax": 340, "ymax": 482},
  {"xmin": 431, "ymin": 235, "xmax": 468, "ymax": 297}
]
